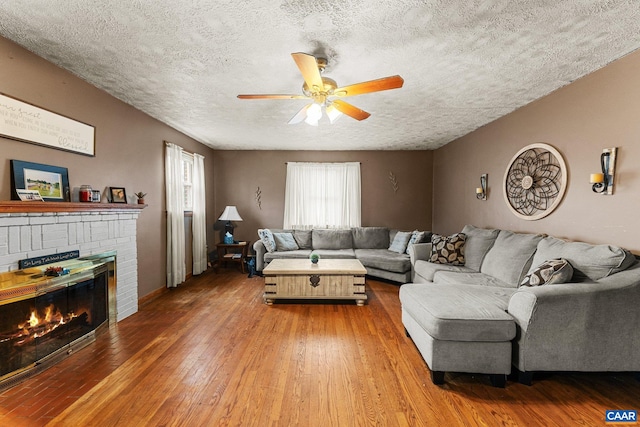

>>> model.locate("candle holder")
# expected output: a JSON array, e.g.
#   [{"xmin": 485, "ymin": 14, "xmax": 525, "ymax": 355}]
[
  {"xmin": 590, "ymin": 148, "xmax": 617, "ymax": 195},
  {"xmin": 476, "ymin": 174, "xmax": 487, "ymax": 200}
]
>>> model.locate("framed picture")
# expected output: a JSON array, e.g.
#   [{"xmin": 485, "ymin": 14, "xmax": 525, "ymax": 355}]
[
  {"xmin": 10, "ymin": 160, "xmax": 70, "ymax": 202},
  {"xmin": 109, "ymin": 187, "xmax": 127, "ymax": 203}
]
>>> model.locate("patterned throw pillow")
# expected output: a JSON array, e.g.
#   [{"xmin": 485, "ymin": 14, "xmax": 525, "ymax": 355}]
[
  {"xmin": 257, "ymin": 228, "xmax": 276, "ymax": 253},
  {"xmin": 406, "ymin": 230, "xmax": 427, "ymax": 254},
  {"xmin": 521, "ymin": 258, "xmax": 573, "ymax": 286},
  {"xmin": 389, "ymin": 231, "xmax": 413, "ymax": 254},
  {"xmin": 429, "ymin": 233, "xmax": 466, "ymax": 265}
]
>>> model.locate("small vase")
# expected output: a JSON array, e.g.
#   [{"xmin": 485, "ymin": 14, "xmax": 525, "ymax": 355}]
[
  {"xmin": 137, "ymin": 198, "xmax": 145, "ymax": 204},
  {"xmin": 310, "ymin": 254, "xmax": 320, "ymax": 264}
]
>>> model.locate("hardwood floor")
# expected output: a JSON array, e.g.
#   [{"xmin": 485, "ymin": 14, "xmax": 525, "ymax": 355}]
[{"xmin": 0, "ymin": 269, "xmax": 638, "ymax": 426}]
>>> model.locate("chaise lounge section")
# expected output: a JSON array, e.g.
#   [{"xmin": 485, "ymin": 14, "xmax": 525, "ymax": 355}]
[{"xmin": 401, "ymin": 225, "xmax": 640, "ymax": 386}]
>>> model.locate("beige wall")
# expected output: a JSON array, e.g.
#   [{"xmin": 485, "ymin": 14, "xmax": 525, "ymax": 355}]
[
  {"xmin": 0, "ymin": 36, "xmax": 217, "ymax": 298},
  {"xmin": 433, "ymin": 49, "xmax": 640, "ymax": 253},
  {"xmin": 213, "ymin": 150, "xmax": 433, "ymax": 244}
]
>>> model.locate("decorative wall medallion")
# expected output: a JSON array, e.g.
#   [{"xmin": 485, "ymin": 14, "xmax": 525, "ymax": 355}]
[{"xmin": 503, "ymin": 143, "xmax": 567, "ymax": 221}]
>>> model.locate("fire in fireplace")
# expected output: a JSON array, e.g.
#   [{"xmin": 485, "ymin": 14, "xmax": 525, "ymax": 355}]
[{"xmin": 0, "ymin": 254, "xmax": 112, "ymax": 389}]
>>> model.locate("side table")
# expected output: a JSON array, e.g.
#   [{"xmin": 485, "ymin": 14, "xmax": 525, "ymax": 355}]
[{"xmin": 215, "ymin": 241, "xmax": 250, "ymax": 273}]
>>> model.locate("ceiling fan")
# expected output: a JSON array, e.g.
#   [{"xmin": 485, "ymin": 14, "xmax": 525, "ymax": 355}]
[{"xmin": 237, "ymin": 52, "xmax": 404, "ymax": 126}]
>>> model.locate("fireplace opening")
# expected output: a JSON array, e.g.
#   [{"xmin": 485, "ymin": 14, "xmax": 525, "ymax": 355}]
[{"xmin": 0, "ymin": 254, "xmax": 113, "ymax": 390}]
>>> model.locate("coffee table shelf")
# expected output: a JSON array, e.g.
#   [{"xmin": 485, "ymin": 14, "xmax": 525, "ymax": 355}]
[{"xmin": 262, "ymin": 259, "xmax": 367, "ymax": 306}]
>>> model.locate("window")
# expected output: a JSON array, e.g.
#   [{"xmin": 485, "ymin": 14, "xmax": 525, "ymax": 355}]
[
  {"xmin": 283, "ymin": 162, "xmax": 361, "ymax": 229},
  {"xmin": 182, "ymin": 152, "xmax": 194, "ymax": 211}
]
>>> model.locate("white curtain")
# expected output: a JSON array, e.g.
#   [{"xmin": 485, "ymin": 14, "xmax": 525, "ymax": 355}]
[
  {"xmin": 192, "ymin": 153, "xmax": 207, "ymax": 275},
  {"xmin": 283, "ymin": 162, "xmax": 361, "ymax": 229},
  {"xmin": 165, "ymin": 142, "xmax": 186, "ymax": 287}
]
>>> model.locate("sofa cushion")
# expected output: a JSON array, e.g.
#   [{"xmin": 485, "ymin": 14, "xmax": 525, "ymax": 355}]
[
  {"xmin": 389, "ymin": 231, "xmax": 412, "ymax": 254},
  {"xmin": 310, "ymin": 249, "xmax": 356, "ymax": 259},
  {"xmin": 480, "ymin": 230, "xmax": 543, "ymax": 287},
  {"xmin": 521, "ymin": 258, "xmax": 574, "ymax": 286},
  {"xmin": 406, "ymin": 230, "xmax": 431, "ymax": 255},
  {"xmin": 257, "ymin": 229, "xmax": 277, "ymax": 253},
  {"xmin": 528, "ymin": 236, "xmax": 636, "ymax": 282},
  {"xmin": 312, "ymin": 229, "xmax": 353, "ymax": 250},
  {"xmin": 264, "ymin": 249, "xmax": 312, "ymax": 262},
  {"xmin": 430, "ymin": 233, "xmax": 466, "ymax": 265},
  {"xmin": 460, "ymin": 225, "xmax": 499, "ymax": 271},
  {"xmin": 355, "ymin": 249, "xmax": 410, "ymax": 273},
  {"xmin": 351, "ymin": 227, "xmax": 389, "ymax": 249},
  {"xmin": 413, "ymin": 259, "xmax": 475, "ymax": 282},
  {"xmin": 399, "ymin": 283, "xmax": 516, "ymax": 342},
  {"xmin": 273, "ymin": 232, "xmax": 299, "ymax": 251},
  {"xmin": 434, "ymin": 271, "xmax": 511, "ymax": 288},
  {"xmin": 293, "ymin": 230, "xmax": 312, "ymax": 249}
]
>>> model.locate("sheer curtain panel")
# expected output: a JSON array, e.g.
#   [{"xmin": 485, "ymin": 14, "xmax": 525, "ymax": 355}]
[
  {"xmin": 192, "ymin": 153, "xmax": 207, "ymax": 275},
  {"xmin": 165, "ymin": 142, "xmax": 186, "ymax": 287},
  {"xmin": 283, "ymin": 162, "xmax": 361, "ymax": 229}
]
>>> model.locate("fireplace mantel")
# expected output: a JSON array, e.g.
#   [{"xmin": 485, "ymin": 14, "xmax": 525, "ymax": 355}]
[{"xmin": 0, "ymin": 201, "xmax": 146, "ymax": 214}]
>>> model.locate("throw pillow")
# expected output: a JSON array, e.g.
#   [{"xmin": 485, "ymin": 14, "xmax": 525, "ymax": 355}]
[
  {"xmin": 406, "ymin": 230, "xmax": 427, "ymax": 254},
  {"xmin": 273, "ymin": 232, "xmax": 299, "ymax": 251},
  {"xmin": 429, "ymin": 233, "xmax": 466, "ymax": 265},
  {"xmin": 389, "ymin": 231, "xmax": 412, "ymax": 254},
  {"xmin": 520, "ymin": 258, "xmax": 574, "ymax": 286},
  {"xmin": 257, "ymin": 228, "xmax": 276, "ymax": 253}
]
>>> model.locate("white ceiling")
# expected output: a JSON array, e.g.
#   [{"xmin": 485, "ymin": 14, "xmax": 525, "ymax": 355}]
[{"xmin": 1, "ymin": 1, "xmax": 640, "ymax": 151}]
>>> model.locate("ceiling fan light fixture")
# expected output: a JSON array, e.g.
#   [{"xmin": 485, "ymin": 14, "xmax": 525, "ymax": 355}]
[
  {"xmin": 326, "ymin": 104, "xmax": 343, "ymax": 124},
  {"xmin": 304, "ymin": 102, "xmax": 322, "ymax": 126}
]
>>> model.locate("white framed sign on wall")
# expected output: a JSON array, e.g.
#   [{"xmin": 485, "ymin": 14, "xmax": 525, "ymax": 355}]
[{"xmin": 0, "ymin": 92, "xmax": 95, "ymax": 156}]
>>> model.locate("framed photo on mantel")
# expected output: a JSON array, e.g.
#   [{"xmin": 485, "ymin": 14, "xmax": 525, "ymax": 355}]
[
  {"xmin": 10, "ymin": 160, "xmax": 70, "ymax": 202},
  {"xmin": 0, "ymin": 92, "xmax": 95, "ymax": 156}
]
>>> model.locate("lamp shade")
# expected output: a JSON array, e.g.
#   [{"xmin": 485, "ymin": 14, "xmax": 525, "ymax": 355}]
[{"xmin": 218, "ymin": 205, "xmax": 243, "ymax": 221}]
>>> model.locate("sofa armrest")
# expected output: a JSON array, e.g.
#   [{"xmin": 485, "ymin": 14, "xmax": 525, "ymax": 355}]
[
  {"xmin": 409, "ymin": 243, "xmax": 432, "ymax": 267},
  {"xmin": 508, "ymin": 264, "xmax": 640, "ymax": 372},
  {"xmin": 253, "ymin": 240, "xmax": 266, "ymax": 271}
]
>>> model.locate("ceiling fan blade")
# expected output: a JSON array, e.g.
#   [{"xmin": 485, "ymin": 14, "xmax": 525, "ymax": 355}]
[
  {"xmin": 237, "ymin": 94, "xmax": 308, "ymax": 99},
  {"xmin": 331, "ymin": 100, "xmax": 371, "ymax": 121},
  {"xmin": 288, "ymin": 104, "xmax": 312, "ymax": 124},
  {"xmin": 291, "ymin": 52, "xmax": 323, "ymax": 91},
  {"xmin": 333, "ymin": 75, "xmax": 404, "ymax": 97}
]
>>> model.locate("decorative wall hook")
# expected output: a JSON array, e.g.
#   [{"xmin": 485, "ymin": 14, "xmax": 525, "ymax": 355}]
[
  {"xmin": 590, "ymin": 147, "xmax": 617, "ymax": 195},
  {"xmin": 476, "ymin": 174, "xmax": 487, "ymax": 200},
  {"xmin": 255, "ymin": 186, "xmax": 262, "ymax": 209},
  {"xmin": 388, "ymin": 171, "xmax": 399, "ymax": 193}
]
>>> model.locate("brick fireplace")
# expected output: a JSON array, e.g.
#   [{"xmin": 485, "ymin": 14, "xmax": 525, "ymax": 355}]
[{"xmin": 0, "ymin": 202, "xmax": 144, "ymax": 321}]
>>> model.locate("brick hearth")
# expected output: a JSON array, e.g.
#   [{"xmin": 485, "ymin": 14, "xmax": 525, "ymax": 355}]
[{"xmin": 0, "ymin": 207, "xmax": 141, "ymax": 321}]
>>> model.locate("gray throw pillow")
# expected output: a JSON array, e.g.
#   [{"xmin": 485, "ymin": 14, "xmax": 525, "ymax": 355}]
[
  {"xmin": 293, "ymin": 230, "xmax": 312, "ymax": 249},
  {"xmin": 273, "ymin": 232, "xmax": 299, "ymax": 251},
  {"xmin": 257, "ymin": 228, "xmax": 276, "ymax": 253},
  {"xmin": 429, "ymin": 233, "xmax": 466, "ymax": 265},
  {"xmin": 389, "ymin": 231, "xmax": 412, "ymax": 254},
  {"xmin": 521, "ymin": 258, "xmax": 573, "ymax": 286}
]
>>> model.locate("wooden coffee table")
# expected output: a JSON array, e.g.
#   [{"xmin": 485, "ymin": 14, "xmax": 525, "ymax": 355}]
[{"xmin": 262, "ymin": 258, "xmax": 367, "ymax": 306}]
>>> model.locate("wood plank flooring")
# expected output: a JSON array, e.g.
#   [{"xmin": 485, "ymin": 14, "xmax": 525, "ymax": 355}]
[{"xmin": 0, "ymin": 269, "xmax": 638, "ymax": 426}]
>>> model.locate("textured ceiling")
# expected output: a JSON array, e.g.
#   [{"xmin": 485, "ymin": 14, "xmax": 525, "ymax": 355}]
[{"xmin": 1, "ymin": 1, "xmax": 640, "ymax": 151}]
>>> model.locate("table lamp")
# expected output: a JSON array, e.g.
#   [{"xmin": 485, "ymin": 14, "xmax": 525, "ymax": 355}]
[{"xmin": 218, "ymin": 205, "xmax": 243, "ymax": 237}]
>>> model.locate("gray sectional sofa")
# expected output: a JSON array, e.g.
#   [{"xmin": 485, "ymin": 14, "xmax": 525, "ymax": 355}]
[
  {"xmin": 253, "ymin": 227, "xmax": 431, "ymax": 283},
  {"xmin": 401, "ymin": 225, "xmax": 640, "ymax": 386}
]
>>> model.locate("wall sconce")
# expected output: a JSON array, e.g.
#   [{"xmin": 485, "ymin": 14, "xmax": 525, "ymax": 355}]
[
  {"xmin": 476, "ymin": 174, "xmax": 487, "ymax": 200},
  {"xmin": 590, "ymin": 147, "xmax": 617, "ymax": 195}
]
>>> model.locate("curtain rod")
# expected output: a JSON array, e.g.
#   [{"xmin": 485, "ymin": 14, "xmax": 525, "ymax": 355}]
[{"xmin": 165, "ymin": 141, "xmax": 194, "ymax": 156}]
